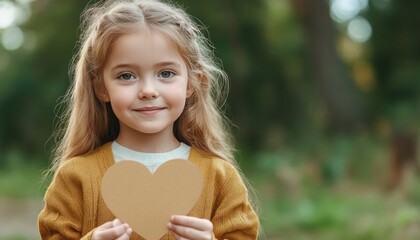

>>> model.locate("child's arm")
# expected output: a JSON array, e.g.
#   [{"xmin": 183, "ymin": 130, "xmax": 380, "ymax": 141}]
[
  {"xmin": 38, "ymin": 165, "xmax": 85, "ymax": 239},
  {"xmin": 210, "ymin": 163, "xmax": 259, "ymax": 239},
  {"xmin": 38, "ymin": 160, "xmax": 98, "ymax": 239}
]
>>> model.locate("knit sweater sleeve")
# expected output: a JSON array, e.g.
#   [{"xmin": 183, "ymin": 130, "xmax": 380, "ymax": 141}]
[
  {"xmin": 211, "ymin": 162, "xmax": 259, "ymax": 239},
  {"xmin": 38, "ymin": 160, "xmax": 94, "ymax": 240}
]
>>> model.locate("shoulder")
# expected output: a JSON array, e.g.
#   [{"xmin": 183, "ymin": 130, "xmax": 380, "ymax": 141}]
[
  {"xmin": 56, "ymin": 142, "xmax": 113, "ymax": 180},
  {"xmin": 189, "ymin": 147, "xmax": 242, "ymax": 184},
  {"xmin": 190, "ymin": 147, "xmax": 236, "ymax": 170}
]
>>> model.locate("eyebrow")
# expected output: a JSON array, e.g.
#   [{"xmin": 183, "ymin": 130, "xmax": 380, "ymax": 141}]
[
  {"xmin": 110, "ymin": 63, "xmax": 136, "ymax": 71},
  {"xmin": 155, "ymin": 61, "xmax": 182, "ymax": 69},
  {"xmin": 110, "ymin": 61, "xmax": 182, "ymax": 71}
]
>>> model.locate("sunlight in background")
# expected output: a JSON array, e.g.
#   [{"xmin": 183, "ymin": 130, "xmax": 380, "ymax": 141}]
[
  {"xmin": 0, "ymin": 0, "xmax": 33, "ymax": 51},
  {"xmin": 330, "ymin": 0, "xmax": 368, "ymax": 22},
  {"xmin": 331, "ymin": 0, "xmax": 378, "ymax": 93},
  {"xmin": 2, "ymin": 26, "xmax": 24, "ymax": 51},
  {"xmin": 347, "ymin": 17, "xmax": 372, "ymax": 43},
  {"xmin": 0, "ymin": 1, "xmax": 17, "ymax": 29},
  {"xmin": 330, "ymin": 0, "xmax": 373, "ymax": 43}
]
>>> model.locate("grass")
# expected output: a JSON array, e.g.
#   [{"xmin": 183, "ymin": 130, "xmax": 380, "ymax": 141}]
[
  {"xmin": 239, "ymin": 134, "xmax": 420, "ymax": 240},
  {"xmin": 0, "ymin": 235, "xmax": 28, "ymax": 240},
  {"xmin": 258, "ymin": 182, "xmax": 420, "ymax": 240},
  {"xmin": 0, "ymin": 149, "xmax": 47, "ymax": 199}
]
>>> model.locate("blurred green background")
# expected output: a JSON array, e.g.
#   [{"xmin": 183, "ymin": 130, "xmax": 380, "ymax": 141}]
[{"xmin": 0, "ymin": 0, "xmax": 419, "ymax": 239}]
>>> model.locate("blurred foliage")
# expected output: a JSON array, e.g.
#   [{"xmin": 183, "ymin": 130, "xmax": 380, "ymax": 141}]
[
  {"xmin": 240, "ymin": 134, "xmax": 420, "ymax": 239},
  {"xmin": 0, "ymin": 0, "xmax": 419, "ymax": 239},
  {"xmin": 0, "ymin": 149, "xmax": 45, "ymax": 198},
  {"xmin": 0, "ymin": 0, "xmax": 418, "ymax": 157}
]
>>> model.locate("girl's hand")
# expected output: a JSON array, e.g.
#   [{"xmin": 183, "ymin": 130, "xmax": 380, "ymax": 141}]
[
  {"xmin": 92, "ymin": 219, "xmax": 132, "ymax": 240},
  {"xmin": 167, "ymin": 215, "xmax": 213, "ymax": 240}
]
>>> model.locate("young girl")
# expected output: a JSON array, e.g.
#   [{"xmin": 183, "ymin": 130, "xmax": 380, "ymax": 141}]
[{"xmin": 38, "ymin": 0, "xmax": 259, "ymax": 239}]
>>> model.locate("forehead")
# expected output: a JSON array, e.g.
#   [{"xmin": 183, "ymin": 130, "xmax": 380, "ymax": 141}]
[{"xmin": 104, "ymin": 29, "xmax": 185, "ymax": 68}]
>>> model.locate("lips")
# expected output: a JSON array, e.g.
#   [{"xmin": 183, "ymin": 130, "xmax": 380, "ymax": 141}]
[{"xmin": 134, "ymin": 106, "xmax": 166, "ymax": 115}]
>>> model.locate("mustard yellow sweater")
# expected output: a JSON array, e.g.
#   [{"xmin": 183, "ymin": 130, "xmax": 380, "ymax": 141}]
[{"xmin": 38, "ymin": 143, "xmax": 259, "ymax": 239}]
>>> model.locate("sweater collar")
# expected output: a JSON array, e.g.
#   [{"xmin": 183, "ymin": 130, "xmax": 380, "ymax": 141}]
[{"xmin": 98, "ymin": 142, "xmax": 207, "ymax": 169}]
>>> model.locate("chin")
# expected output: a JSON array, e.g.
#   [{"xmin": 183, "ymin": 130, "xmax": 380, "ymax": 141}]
[{"xmin": 137, "ymin": 127, "xmax": 166, "ymax": 135}]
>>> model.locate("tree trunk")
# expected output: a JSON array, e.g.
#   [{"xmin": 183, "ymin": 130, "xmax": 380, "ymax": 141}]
[{"xmin": 292, "ymin": 0, "xmax": 363, "ymax": 132}]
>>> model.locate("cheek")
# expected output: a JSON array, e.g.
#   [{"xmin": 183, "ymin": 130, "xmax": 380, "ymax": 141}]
[
  {"xmin": 164, "ymin": 85, "xmax": 189, "ymax": 103},
  {"xmin": 109, "ymin": 99, "xmax": 126, "ymax": 117},
  {"xmin": 160, "ymin": 89, "xmax": 187, "ymax": 115},
  {"xmin": 108, "ymin": 88, "xmax": 135, "ymax": 110}
]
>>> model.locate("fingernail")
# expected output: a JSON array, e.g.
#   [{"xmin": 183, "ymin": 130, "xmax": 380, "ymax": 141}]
[{"xmin": 167, "ymin": 222, "xmax": 172, "ymax": 229}]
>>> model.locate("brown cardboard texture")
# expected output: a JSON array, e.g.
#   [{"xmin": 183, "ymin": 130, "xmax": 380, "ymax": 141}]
[{"xmin": 102, "ymin": 159, "xmax": 203, "ymax": 240}]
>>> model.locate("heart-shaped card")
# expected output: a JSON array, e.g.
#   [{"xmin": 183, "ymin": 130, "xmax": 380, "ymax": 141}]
[{"xmin": 102, "ymin": 159, "xmax": 203, "ymax": 240}]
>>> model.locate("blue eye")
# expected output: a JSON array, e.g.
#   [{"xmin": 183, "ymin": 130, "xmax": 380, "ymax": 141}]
[
  {"xmin": 158, "ymin": 70, "xmax": 174, "ymax": 78},
  {"xmin": 118, "ymin": 72, "xmax": 135, "ymax": 80}
]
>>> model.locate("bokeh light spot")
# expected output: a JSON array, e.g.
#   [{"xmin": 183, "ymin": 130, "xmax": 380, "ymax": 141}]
[
  {"xmin": 347, "ymin": 17, "xmax": 372, "ymax": 43},
  {"xmin": 2, "ymin": 26, "xmax": 25, "ymax": 51},
  {"xmin": 0, "ymin": 1, "xmax": 17, "ymax": 29},
  {"xmin": 330, "ymin": 0, "xmax": 361, "ymax": 22}
]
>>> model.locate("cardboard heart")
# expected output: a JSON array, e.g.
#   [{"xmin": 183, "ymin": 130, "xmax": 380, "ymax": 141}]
[{"xmin": 102, "ymin": 159, "xmax": 203, "ymax": 240}]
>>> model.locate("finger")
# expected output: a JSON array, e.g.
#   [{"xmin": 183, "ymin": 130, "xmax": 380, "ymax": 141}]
[
  {"xmin": 168, "ymin": 223, "xmax": 211, "ymax": 240},
  {"xmin": 173, "ymin": 232, "xmax": 183, "ymax": 240},
  {"xmin": 170, "ymin": 215, "xmax": 213, "ymax": 231},
  {"xmin": 115, "ymin": 232, "xmax": 130, "ymax": 240},
  {"xmin": 112, "ymin": 219, "xmax": 122, "ymax": 227},
  {"xmin": 96, "ymin": 221, "xmax": 114, "ymax": 230},
  {"xmin": 97, "ymin": 224, "xmax": 129, "ymax": 239},
  {"xmin": 115, "ymin": 227, "xmax": 133, "ymax": 240}
]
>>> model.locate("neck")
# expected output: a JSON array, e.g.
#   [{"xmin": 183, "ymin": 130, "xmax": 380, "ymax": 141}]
[{"xmin": 116, "ymin": 129, "xmax": 180, "ymax": 153}]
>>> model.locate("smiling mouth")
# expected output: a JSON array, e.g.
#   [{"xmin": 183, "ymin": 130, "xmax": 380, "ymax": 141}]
[{"xmin": 134, "ymin": 107, "xmax": 165, "ymax": 114}]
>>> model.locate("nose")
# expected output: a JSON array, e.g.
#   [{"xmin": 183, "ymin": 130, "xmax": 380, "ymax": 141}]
[{"xmin": 138, "ymin": 78, "xmax": 159, "ymax": 100}]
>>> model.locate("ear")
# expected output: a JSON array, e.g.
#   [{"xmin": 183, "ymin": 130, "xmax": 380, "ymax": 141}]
[
  {"xmin": 186, "ymin": 85, "xmax": 194, "ymax": 98},
  {"xmin": 186, "ymin": 77, "xmax": 195, "ymax": 98},
  {"xmin": 186, "ymin": 72, "xmax": 204, "ymax": 98},
  {"xmin": 94, "ymin": 79, "xmax": 110, "ymax": 102}
]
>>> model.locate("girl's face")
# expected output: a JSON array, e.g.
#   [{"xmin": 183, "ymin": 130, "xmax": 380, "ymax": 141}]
[{"xmin": 101, "ymin": 29, "xmax": 191, "ymax": 148}]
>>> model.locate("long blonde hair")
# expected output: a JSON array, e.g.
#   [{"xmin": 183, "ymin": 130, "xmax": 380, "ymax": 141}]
[
  {"xmin": 49, "ymin": 1, "xmax": 260, "ymax": 234},
  {"xmin": 50, "ymin": 0, "xmax": 235, "ymax": 173}
]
